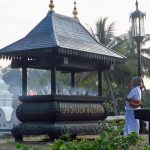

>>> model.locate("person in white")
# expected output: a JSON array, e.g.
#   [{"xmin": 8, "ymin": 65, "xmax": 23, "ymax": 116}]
[{"xmin": 124, "ymin": 76, "xmax": 142, "ymax": 136}]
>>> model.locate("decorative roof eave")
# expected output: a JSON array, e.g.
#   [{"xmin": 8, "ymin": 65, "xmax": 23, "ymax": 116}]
[
  {"xmin": 0, "ymin": 47, "xmax": 54, "ymax": 61},
  {"xmin": 57, "ymin": 47, "xmax": 126, "ymax": 64},
  {"xmin": 0, "ymin": 46, "xmax": 126, "ymax": 64}
]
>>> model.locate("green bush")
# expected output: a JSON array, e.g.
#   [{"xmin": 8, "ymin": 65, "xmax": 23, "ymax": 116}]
[
  {"xmin": 142, "ymin": 145, "xmax": 150, "ymax": 150},
  {"xmin": 49, "ymin": 121, "xmax": 140, "ymax": 150},
  {"xmin": 16, "ymin": 143, "xmax": 40, "ymax": 150},
  {"xmin": 49, "ymin": 132, "xmax": 140, "ymax": 150}
]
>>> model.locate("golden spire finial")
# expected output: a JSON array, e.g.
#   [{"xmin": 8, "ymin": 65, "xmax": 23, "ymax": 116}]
[
  {"xmin": 49, "ymin": 0, "xmax": 54, "ymax": 12},
  {"xmin": 73, "ymin": 0, "xmax": 78, "ymax": 18},
  {"xmin": 135, "ymin": 0, "xmax": 138, "ymax": 10}
]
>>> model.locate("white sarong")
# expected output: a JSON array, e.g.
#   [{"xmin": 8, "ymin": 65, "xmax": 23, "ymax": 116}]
[{"xmin": 124, "ymin": 109, "xmax": 140, "ymax": 136}]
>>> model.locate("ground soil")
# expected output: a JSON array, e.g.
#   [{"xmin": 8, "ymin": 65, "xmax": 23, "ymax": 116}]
[
  {"xmin": 0, "ymin": 134, "xmax": 50, "ymax": 150},
  {"xmin": 0, "ymin": 134, "xmax": 149, "ymax": 150}
]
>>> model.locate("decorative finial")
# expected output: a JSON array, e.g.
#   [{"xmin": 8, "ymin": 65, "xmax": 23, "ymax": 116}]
[
  {"xmin": 73, "ymin": 0, "xmax": 78, "ymax": 18},
  {"xmin": 49, "ymin": 0, "xmax": 54, "ymax": 12},
  {"xmin": 135, "ymin": 0, "xmax": 138, "ymax": 10}
]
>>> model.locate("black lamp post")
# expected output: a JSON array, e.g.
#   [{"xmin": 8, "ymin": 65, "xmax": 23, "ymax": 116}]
[{"xmin": 130, "ymin": 0, "xmax": 146, "ymax": 77}]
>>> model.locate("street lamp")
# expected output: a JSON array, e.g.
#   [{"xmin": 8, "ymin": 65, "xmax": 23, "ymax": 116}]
[
  {"xmin": 130, "ymin": 0, "xmax": 146, "ymax": 77},
  {"xmin": 130, "ymin": 0, "xmax": 146, "ymax": 134}
]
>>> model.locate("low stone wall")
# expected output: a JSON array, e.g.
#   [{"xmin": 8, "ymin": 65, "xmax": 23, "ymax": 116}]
[{"xmin": 106, "ymin": 115, "xmax": 125, "ymax": 121}]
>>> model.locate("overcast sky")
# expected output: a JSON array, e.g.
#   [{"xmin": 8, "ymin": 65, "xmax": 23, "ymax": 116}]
[
  {"xmin": 0, "ymin": 0, "xmax": 150, "ymax": 57},
  {"xmin": 0, "ymin": 0, "xmax": 150, "ymax": 88},
  {"xmin": 0, "ymin": 0, "xmax": 150, "ymax": 48}
]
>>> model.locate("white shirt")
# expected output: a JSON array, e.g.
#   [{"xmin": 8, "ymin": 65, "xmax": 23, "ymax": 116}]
[{"xmin": 125, "ymin": 86, "xmax": 141, "ymax": 110}]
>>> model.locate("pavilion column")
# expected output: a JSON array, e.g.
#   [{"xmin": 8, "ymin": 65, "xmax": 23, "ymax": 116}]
[
  {"xmin": 71, "ymin": 72, "xmax": 75, "ymax": 88},
  {"xmin": 98, "ymin": 71, "xmax": 103, "ymax": 96},
  {"xmin": 51, "ymin": 65, "xmax": 56, "ymax": 95},
  {"xmin": 22, "ymin": 67, "xmax": 27, "ymax": 96}
]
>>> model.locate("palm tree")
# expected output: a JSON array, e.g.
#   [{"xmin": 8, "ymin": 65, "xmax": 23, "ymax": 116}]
[
  {"xmin": 94, "ymin": 17, "xmax": 150, "ymax": 81},
  {"xmin": 112, "ymin": 31, "xmax": 150, "ymax": 80},
  {"xmin": 79, "ymin": 17, "xmax": 150, "ymax": 107},
  {"xmin": 94, "ymin": 17, "xmax": 150, "ymax": 113},
  {"xmin": 96, "ymin": 17, "xmax": 115, "ymax": 47}
]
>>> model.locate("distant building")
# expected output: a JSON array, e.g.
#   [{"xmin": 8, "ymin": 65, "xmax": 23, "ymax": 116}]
[
  {"xmin": 0, "ymin": 107, "xmax": 20, "ymax": 132},
  {"xmin": 0, "ymin": 66, "xmax": 13, "ymax": 107},
  {"xmin": 0, "ymin": 67, "xmax": 19, "ymax": 132}
]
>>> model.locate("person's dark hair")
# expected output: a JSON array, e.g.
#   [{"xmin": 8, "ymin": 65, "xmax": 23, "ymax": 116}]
[{"xmin": 131, "ymin": 76, "xmax": 142, "ymax": 87}]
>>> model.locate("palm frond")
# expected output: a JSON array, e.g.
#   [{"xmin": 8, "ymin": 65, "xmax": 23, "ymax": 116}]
[
  {"xmin": 141, "ymin": 55, "xmax": 150, "ymax": 76},
  {"xmin": 142, "ymin": 34, "xmax": 150, "ymax": 44},
  {"xmin": 141, "ymin": 48, "xmax": 150, "ymax": 55}
]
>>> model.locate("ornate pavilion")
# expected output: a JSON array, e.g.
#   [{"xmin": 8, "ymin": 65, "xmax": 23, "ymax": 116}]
[{"xmin": 0, "ymin": 1, "xmax": 125, "ymax": 141}]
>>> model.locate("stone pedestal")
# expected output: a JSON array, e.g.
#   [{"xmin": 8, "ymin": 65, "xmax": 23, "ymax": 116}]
[{"xmin": 12, "ymin": 95, "xmax": 107, "ymax": 141}]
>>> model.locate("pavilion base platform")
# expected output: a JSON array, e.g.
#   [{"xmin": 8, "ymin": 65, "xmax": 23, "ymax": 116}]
[
  {"xmin": 12, "ymin": 95, "xmax": 107, "ymax": 142},
  {"xmin": 12, "ymin": 122, "xmax": 102, "ymax": 142}
]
